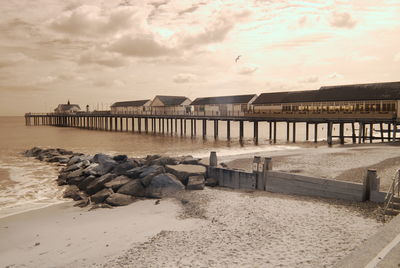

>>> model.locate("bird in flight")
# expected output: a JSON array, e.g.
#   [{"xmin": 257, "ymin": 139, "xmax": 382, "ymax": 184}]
[{"xmin": 235, "ymin": 55, "xmax": 241, "ymax": 63}]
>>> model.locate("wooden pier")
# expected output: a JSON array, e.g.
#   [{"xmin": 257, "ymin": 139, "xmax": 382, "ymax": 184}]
[{"xmin": 24, "ymin": 112, "xmax": 400, "ymax": 145}]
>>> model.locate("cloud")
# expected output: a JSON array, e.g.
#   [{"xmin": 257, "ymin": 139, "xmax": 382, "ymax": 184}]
[
  {"xmin": 93, "ymin": 79, "xmax": 126, "ymax": 87},
  {"xmin": 394, "ymin": 52, "xmax": 400, "ymax": 62},
  {"xmin": 49, "ymin": 4, "xmax": 149, "ymax": 37},
  {"xmin": 79, "ymin": 48, "xmax": 128, "ymax": 67},
  {"xmin": 238, "ymin": 64, "xmax": 259, "ymax": 75},
  {"xmin": 0, "ymin": 53, "xmax": 29, "ymax": 68},
  {"xmin": 299, "ymin": 76, "xmax": 319, "ymax": 83},
  {"xmin": 181, "ymin": 10, "xmax": 251, "ymax": 49},
  {"xmin": 178, "ymin": 6, "xmax": 199, "ymax": 16},
  {"xmin": 329, "ymin": 11, "xmax": 357, "ymax": 29},
  {"xmin": 268, "ymin": 34, "xmax": 331, "ymax": 49},
  {"xmin": 328, "ymin": 72, "xmax": 344, "ymax": 79},
  {"xmin": 108, "ymin": 35, "xmax": 177, "ymax": 57},
  {"xmin": 172, "ymin": 73, "xmax": 198, "ymax": 83}
]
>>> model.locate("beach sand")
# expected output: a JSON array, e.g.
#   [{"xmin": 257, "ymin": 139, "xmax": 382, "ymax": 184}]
[
  {"xmin": 0, "ymin": 200, "xmax": 203, "ymax": 268},
  {"xmin": 223, "ymin": 143, "xmax": 400, "ymax": 191},
  {"xmin": 1, "ymin": 143, "xmax": 398, "ymax": 267}
]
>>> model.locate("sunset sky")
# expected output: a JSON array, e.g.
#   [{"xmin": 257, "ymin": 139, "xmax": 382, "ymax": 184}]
[{"xmin": 0, "ymin": 0, "xmax": 399, "ymax": 115}]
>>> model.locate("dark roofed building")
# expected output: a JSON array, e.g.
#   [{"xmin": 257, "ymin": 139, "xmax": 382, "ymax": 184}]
[
  {"xmin": 110, "ymin": 99, "xmax": 151, "ymax": 114},
  {"xmin": 191, "ymin": 94, "xmax": 257, "ymax": 116},
  {"xmin": 54, "ymin": 101, "xmax": 81, "ymax": 114},
  {"xmin": 253, "ymin": 82, "xmax": 400, "ymax": 105},
  {"xmin": 191, "ymin": 94, "xmax": 257, "ymax": 105},
  {"xmin": 150, "ymin": 95, "xmax": 191, "ymax": 115},
  {"xmin": 151, "ymin": 95, "xmax": 191, "ymax": 106}
]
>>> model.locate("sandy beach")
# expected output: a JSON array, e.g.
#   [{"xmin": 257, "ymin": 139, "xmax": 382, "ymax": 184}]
[{"xmin": 2, "ymin": 143, "xmax": 399, "ymax": 267}]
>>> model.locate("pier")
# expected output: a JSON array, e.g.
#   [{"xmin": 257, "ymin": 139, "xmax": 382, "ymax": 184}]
[{"xmin": 24, "ymin": 112, "xmax": 400, "ymax": 145}]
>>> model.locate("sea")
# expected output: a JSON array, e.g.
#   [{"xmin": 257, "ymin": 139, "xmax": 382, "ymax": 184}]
[{"xmin": 0, "ymin": 116, "xmax": 356, "ymax": 218}]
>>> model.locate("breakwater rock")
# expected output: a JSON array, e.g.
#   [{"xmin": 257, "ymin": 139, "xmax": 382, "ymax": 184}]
[{"xmin": 23, "ymin": 147, "xmax": 209, "ymax": 208}]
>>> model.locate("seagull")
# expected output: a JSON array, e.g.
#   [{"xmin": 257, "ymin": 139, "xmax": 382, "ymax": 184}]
[{"xmin": 235, "ymin": 55, "xmax": 241, "ymax": 63}]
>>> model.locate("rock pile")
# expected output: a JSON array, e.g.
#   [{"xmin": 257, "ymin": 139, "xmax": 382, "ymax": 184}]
[{"xmin": 23, "ymin": 147, "xmax": 213, "ymax": 208}]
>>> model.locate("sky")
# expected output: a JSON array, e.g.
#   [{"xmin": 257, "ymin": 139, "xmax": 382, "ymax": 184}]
[{"xmin": 0, "ymin": 0, "xmax": 399, "ymax": 115}]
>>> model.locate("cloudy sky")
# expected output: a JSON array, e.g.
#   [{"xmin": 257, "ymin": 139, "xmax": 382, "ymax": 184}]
[{"xmin": 0, "ymin": 0, "xmax": 399, "ymax": 115}]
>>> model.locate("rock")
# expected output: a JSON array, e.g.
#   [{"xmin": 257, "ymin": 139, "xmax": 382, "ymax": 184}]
[
  {"xmin": 66, "ymin": 168, "xmax": 85, "ymax": 184},
  {"xmin": 56, "ymin": 148, "xmax": 74, "ymax": 155},
  {"xmin": 146, "ymin": 173, "xmax": 184, "ymax": 198},
  {"xmin": 105, "ymin": 193, "xmax": 136, "ymax": 206},
  {"xmin": 57, "ymin": 173, "xmax": 69, "ymax": 186},
  {"xmin": 180, "ymin": 156, "xmax": 202, "ymax": 165},
  {"xmin": 104, "ymin": 175, "xmax": 131, "ymax": 191},
  {"xmin": 140, "ymin": 173, "xmax": 158, "ymax": 187},
  {"xmin": 148, "ymin": 156, "xmax": 179, "ymax": 166},
  {"xmin": 24, "ymin": 147, "xmax": 43, "ymax": 157},
  {"xmin": 74, "ymin": 198, "xmax": 90, "ymax": 208},
  {"xmin": 63, "ymin": 185, "xmax": 85, "ymax": 201},
  {"xmin": 165, "ymin": 164, "xmax": 206, "ymax": 184},
  {"xmin": 186, "ymin": 175, "xmax": 205, "ymax": 190},
  {"xmin": 65, "ymin": 162, "xmax": 83, "ymax": 173},
  {"xmin": 90, "ymin": 188, "xmax": 114, "ymax": 204},
  {"xmin": 113, "ymin": 154, "xmax": 128, "ymax": 163},
  {"xmin": 112, "ymin": 160, "xmax": 138, "ymax": 176},
  {"xmin": 139, "ymin": 165, "xmax": 164, "ymax": 178},
  {"xmin": 91, "ymin": 156, "xmax": 118, "ymax": 176},
  {"xmin": 205, "ymin": 177, "xmax": 218, "ymax": 187},
  {"xmin": 125, "ymin": 165, "xmax": 164, "ymax": 179},
  {"xmin": 77, "ymin": 175, "xmax": 97, "ymax": 191},
  {"xmin": 82, "ymin": 163, "xmax": 99, "ymax": 176},
  {"xmin": 144, "ymin": 154, "xmax": 162, "ymax": 165},
  {"xmin": 117, "ymin": 180, "xmax": 146, "ymax": 197},
  {"xmin": 68, "ymin": 175, "xmax": 87, "ymax": 185},
  {"xmin": 86, "ymin": 173, "xmax": 116, "ymax": 195},
  {"xmin": 50, "ymin": 156, "xmax": 71, "ymax": 164},
  {"xmin": 89, "ymin": 203, "xmax": 114, "ymax": 210}
]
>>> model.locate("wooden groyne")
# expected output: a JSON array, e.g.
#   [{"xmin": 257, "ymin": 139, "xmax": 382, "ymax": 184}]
[{"xmin": 24, "ymin": 112, "xmax": 399, "ymax": 145}]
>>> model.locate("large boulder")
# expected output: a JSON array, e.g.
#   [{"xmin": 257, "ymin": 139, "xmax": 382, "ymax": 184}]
[
  {"xmin": 90, "ymin": 188, "xmax": 114, "ymax": 204},
  {"xmin": 179, "ymin": 155, "xmax": 202, "ymax": 165},
  {"xmin": 66, "ymin": 168, "xmax": 85, "ymax": 184},
  {"xmin": 78, "ymin": 175, "xmax": 97, "ymax": 191},
  {"xmin": 105, "ymin": 193, "xmax": 136, "ymax": 206},
  {"xmin": 91, "ymin": 158, "xmax": 118, "ymax": 176},
  {"xmin": 113, "ymin": 154, "xmax": 128, "ymax": 163},
  {"xmin": 82, "ymin": 163, "xmax": 99, "ymax": 176},
  {"xmin": 117, "ymin": 180, "xmax": 146, "ymax": 197},
  {"xmin": 104, "ymin": 175, "xmax": 131, "ymax": 191},
  {"xmin": 86, "ymin": 173, "xmax": 116, "ymax": 195},
  {"xmin": 112, "ymin": 160, "xmax": 138, "ymax": 176},
  {"xmin": 165, "ymin": 164, "xmax": 206, "ymax": 184},
  {"xmin": 186, "ymin": 175, "xmax": 205, "ymax": 190},
  {"xmin": 140, "ymin": 173, "xmax": 158, "ymax": 187},
  {"xmin": 146, "ymin": 173, "xmax": 184, "ymax": 198},
  {"xmin": 63, "ymin": 185, "xmax": 85, "ymax": 201},
  {"xmin": 125, "ymin": 165, "xmax": 164, "ymax": 179}
]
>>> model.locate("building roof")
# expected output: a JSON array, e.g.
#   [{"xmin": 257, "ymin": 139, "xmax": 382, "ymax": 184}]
[
  {"xmin": 153, "ymin": 95, "xmax": 190, "ymax": 106},
  {"xmin": 54, "ymin": 104, "xmax": 81, "ymax": 112},
  {"xmin": 252, "ymin": 81, "xmax": 400, "ymax": 104},
  {"xmin": 111, "ymin": 100, "xmax": 150, "ymax": 107},
  {"xmin": 191, "ymin": 94, "xmax": 257, "ymax": 105}
]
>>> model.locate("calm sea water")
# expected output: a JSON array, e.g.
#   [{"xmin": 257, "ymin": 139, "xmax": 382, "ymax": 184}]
[{"xmin": 1, "ymin": 116, "xmax": 355, "ymax": 218}]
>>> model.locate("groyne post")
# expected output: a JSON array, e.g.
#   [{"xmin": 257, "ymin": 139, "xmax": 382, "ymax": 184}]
[
  {"xmin": 363, "ymin": 169, "xmax": 379, "ymax": 201},
  {"xmin": 227, "ymin": 120, "xmax": 231, "ymax": 140},
  {"xmin": 314, "ymin": 123, "xmax": 318, "ymax": 143},
  {"xmin": 209, "ymin": 151, "xmax": 217, "ymax": 167}
]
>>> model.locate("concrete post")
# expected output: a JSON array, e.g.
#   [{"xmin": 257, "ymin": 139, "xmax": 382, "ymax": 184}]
[
  {"xmin": 209, "ymin": 151, "xmax": 217, "ymax": 167},
  {"xmin": 263, "ymin": 157, "xmax": 272, "ymax": 191}
]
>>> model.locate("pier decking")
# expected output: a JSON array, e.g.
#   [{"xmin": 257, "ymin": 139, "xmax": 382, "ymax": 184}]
[{"xmin": 24, "ymin": 111, "xmax": 400, "ymax": 145}]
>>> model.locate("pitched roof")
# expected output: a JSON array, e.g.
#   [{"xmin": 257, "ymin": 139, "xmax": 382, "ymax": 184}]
[
  {"xmin": 191, "ymin": 94, "xmax": 256, "ymax": 105},
  {"xmin": 154, "ymin": 95, "xmax": 190, "ymax": 106},
  {"xmin": 252, "ymin": 81, "xmax": 400, "ymax": 104},
  {"xmin": 111, "ymin": 100, "xmax": 150, "ymax": 107},
  {"xmin": 54, "ymin": 104, "xmax": 81, "ymax": 111}
]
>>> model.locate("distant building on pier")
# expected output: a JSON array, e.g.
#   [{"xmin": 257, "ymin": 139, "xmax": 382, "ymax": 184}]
[
  {"xmin": 110, "ymin": 100, "xmax": 151, "ymax": 114},
  {"xmin": 191, "ymin": 94, "xmax": 257, "ymax": 116},
  {"xmin": 150, "ymin": 95, "xmax": 191, "ymax": 115},
  {"xmin": 54, "ymin": 101, "xmax": 81, "ymax": 114}
]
